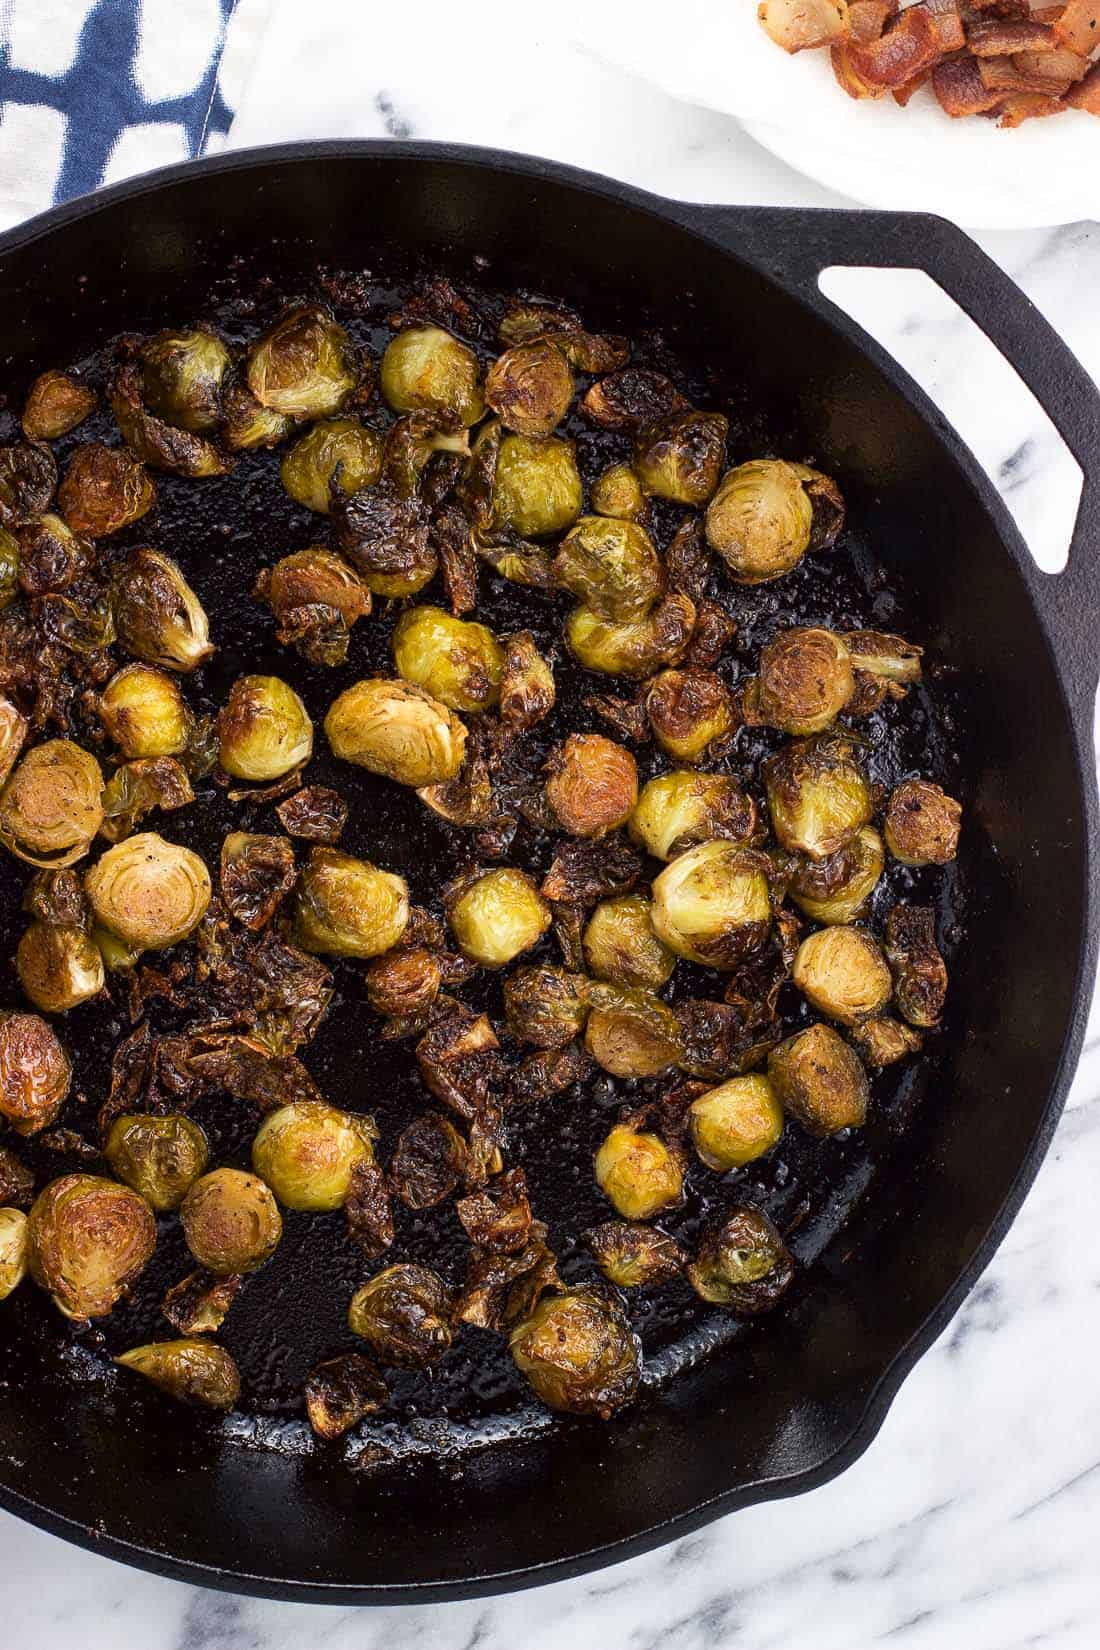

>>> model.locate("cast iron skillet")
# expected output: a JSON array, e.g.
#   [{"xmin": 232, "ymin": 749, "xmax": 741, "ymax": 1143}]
[{"xmin": 0, "ymin": 143, "xmax": 1096, "ymax": 1602}]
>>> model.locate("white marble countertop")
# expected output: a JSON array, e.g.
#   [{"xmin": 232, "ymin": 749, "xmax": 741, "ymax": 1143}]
[{"xmin": 3, "ymin": 7, "xmax": 1100, "ymax": 1645}]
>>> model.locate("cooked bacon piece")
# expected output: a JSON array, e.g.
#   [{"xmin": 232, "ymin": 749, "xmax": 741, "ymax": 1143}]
[
  {"xmin": 832, "ymin": 41, "xmax": 889, "ymax": 93},
  {"xmin": 1014, "ymin": 46, "xmax": 1090, "ymax": 83},
  {"xmin": 997, "ymin": 90, "xmax": 1071, "ymax": 122},
  {"xmin": 846, "ymin": 6, "xmax": 943, "ymax": 88},
  {"xmin": 1066, "ymin": 59, "xmax": 1100, "ymax": 108},
  {"xmin": 848, "ymin": 0, "xmax": 895, "ymax": 42},
  {"xmin": 893, "ymin": 66, "xmax": 933, "ymax": 102},
  {"xmin": 967, "ymin": 18, "xmax": 1057, "ymax": 53},
  {"xmin": 933, "ymin": 54, "xmax": 1009, "ymax": 112},
  {"xmin": 925, "ymin": 0, "xmax": 965, "ymax": 50},
  {"xmin": 758, "ymin": 0, "xmax": 851, "ymax": 53},
  {"xmin": 1053, "ymin": 0, "xmax": 1100, "ymax": 56},
  {"xmin": 978, "ymin": 56, "xmax": 1071, "ymax": 92}
]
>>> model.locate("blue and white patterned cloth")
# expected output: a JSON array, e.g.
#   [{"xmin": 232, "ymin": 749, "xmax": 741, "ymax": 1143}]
[{"xmin": 0, "ymin": 0, "xmax": 266, "ymax": 230}]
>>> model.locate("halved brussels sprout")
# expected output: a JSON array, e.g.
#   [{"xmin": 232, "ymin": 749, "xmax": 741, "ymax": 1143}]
[
  {"xmin": 790, "ymin": 826, "xmax": 884, "ymax": 925},
  {"xmin": 583, "ymin": 893, "xmax": 675, "ymax": 991},
  {"xmin": 251, "ymin": 1100, "xmax": 377, "ymax": 1212},
  {"xmin": 111, "ymin": 548, "xmax": 212, "ymax": 672},
  {"xmin": 17, "ymin": 512, "xmax": 91, "ymax": 596},
  {"xmin": 0, "ymin": 1207, "xmax": 28, "ymax": 1299},
  {"xmin": 751, "ymin": 627, "xmax": 854, "ymax": 735},
  {"xmin": 256, "ymin": 545, "xmax": 370, "ymax": 634},
  {"xmin": 304, "ymin": 1352, "xmax": 388, "ymax": 1438},
  {"xmin": 767, "ymin": 1022, "xmax": 868, "ymax": 1136},
  {"xmin": 180, "ymin": 1168, "xmax": 282, "ymax": 1275},
  {"xmin": 85, "ymin": 832, "xmax": 211, "ymax": 952},
  {"xmin": 499, "ymin": 631, "xmax": 555, "ymax": 728},
  {"xmin": 365, "ymin": 947, "xmax": 442, "ymax": 1022},
  {"xmin": 27, "ymin": 1173, "xmax": 156, "ymax": 1318},
  {"xmin": 884, "ymin": 779, "xmax": 962, "ymax": 867},
  {"xmin": 503, "ymin": 964, "xmax": 589, "ymax": 1048},
  {"xmin": 629, "ymin": 769, "xmax": 756, "ymax": 862},
  {"xmin": 104, "ymin": 1113, "xmax": 210, "ymax": 1212},
  {"xmin": 99, "ymin": 664, "xmax": 192, "ymax": 760},
  {"xmin": 380, "ymin": 325, "xmax": 484, "ymax": 425},
  {"xmin": 58, "ymin": 444, "xmax": 154, "ymax": 538},
  {"xmin": 850, "ymin": 1013, "xmax": 922, "ymax": 1069},
  {"xmin": 0, "ymin": 442, "xmax": 55, "ymax": 529},
  {"xmin": 222, "ymin": 377, "xmax": 295, "ymax": 451},
  {"xmin": 651, "ymin": 841, "xmax": 772, "ymax": 967},
  {"xmin": 498, "ymin": 302, "xmax": 629, "ymax": 373},
  {"xmin": 584, "ymin": 985, "xmax": 683, "ymax": 1079},
  {"xmin": 291, "ymin": 845, "xmax": 409, "ymax": 959},
  {"xmin": 646, "ymin": 668, "xmax": 735, "ymax": 762},
  {"xmin": 581, "ymin": 367, "xmax": 689, "ymax": 430},
  {"xmin": 217, "ymin": 674, "xmax": 313, "ymax": 782},
  {"xmin": 161, "ymin": 1268, "xmax": 242, "ymax": 1336},
  {"xmin": 22, "ymin": 370, "xmax": 96, "ymax": 441},
  {"xmin": 325, "ymin": 678, "xmax": 467, "ymax": 788},
  {"xmin": 0, "ymin": 1011, "xmax": 70, "ymax": 1135},
  {"xmin": 552, "ymin": 517, "xmax": 663, "ymax": 621},
  {"xmin": 510, "ymin": 1287, "xmax": 641, "ymax": 1417},
  {"xmin": 595, "ymin": 1122, "xmax": 683, "ymax": 1218},
  {"xmin": 393, "ymin": 605, "xmax": 504, "ymax": 715},
  {"xmin": 0, "ymin": 739, "xmax": 104, "ymax": 868},
  {"xmin": 446, "ymin": 867, "xmax": 550, "ymax": 968},
  {"xmin": 98, "ymin": 755, "xmax": 193, "ymax": 844},
  {"xmin": 764, "ymin": 734, "xmax": 872, "ymax": 860},
  {"xmin": 590, "ymin": 463, "xmax": 644, "ymax": 520},
  {"xmin": 793, "ymin": 924, "xmax": 892, "ymax": 1025},
  {"xmin": 565, "ymin": 593, "xmax": 696, "ymax": 680},
  {"xmin": 689, "ymin": 1074, "xmax": 784, "ymax": 1170},
  {"xmin": 140, "ymin": 329, "xmax": 230, "ymax": 433},
  {"xmin": 116, "ymin": 1338, "xmax": 240, "ymax": 1410},
  {"xmin": 492, "ymin": 433, "xmax": 582, "ymax": 538},
  {"xmin": 16, "ymin": 921, "xmax": 104, "ymax": 1013},
  {"xmin": 110, "ymin": 360, "xmax": 231, "ymax": 478},
  {"xmin": 845, "ymin": 630, "xmax": 923, "ymax": 712},
  {"xmin": 485, "ymin": 339, "xmax": 574, "ymax": 436},
  {"xmin": 885, "ymin": 904, "xmax": 947, "ymax": 1029},
  {"xmin": 545, "ymin": 733, "xmax": 638, "ymax": 839},
  {"xmin": 280, "ymin": 418, "xmax": 384, "ymax": 513},
  {"xmin": 687, "ymin": 1206, "xmax": 794, "ymax": 1312},
  {"xmin": 705, "ymin": 460, "xmax": 838, "ymax": 584},
  {"xmin": 634, "ymin": 411, "xmax": 728, "ymax": 504},
  {"xmin": 0, "ymin": 529, "xmax": 19, "ymax": 609},
  {"xmin": 348, "ymin": 1262, "xmax": 453, "ymax": 1368},
  {"xmin": 585, "ymin": 1221, "xmax": 684, "ymax": 1289},
  {"xmin": 247, "ymin": 305, "xmax": 358, "ymax": 421}
]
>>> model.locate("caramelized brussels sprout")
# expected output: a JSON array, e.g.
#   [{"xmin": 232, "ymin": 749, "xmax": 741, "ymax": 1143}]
[
  {"xmin": 552, "ymin": 517, "xmax": 663, "ymax": 622},
  {"xmin": 499, "ymin": 630, "xmax": 555, "ymax": 728},
  {"xmin": 446, "ymin": 867, "xmax": 550, "ymax": 967},
  {"xmin": 247, "ymin": 304, "xmax": 358, "ymax": 421},
  {"xmin": 280, "ymin": 418, "xmax": 384, "ymax": 513},
  {"xmin": 16, "ymin": 921, "xmax": 104, "ymax": 1013},
  {"xmin": 629, "ymin": 769, "xmax": 756, "ymax": 862},
  {"xmin": 162, "ymin": 1270, "xmax": 242, "ymax": 1337},
  {"xmin": 98, "ymin": 755, "xmax": 193, "ymax": 844},
  {"xmin": 258, "ymin": 547, "xmax": 370, "ymax": 628},
  {"xmin": 291, "ymin": 845, "xmax": 409, "ymax": 959},
  {"xmin": 590, "ymin": 463, "xmax": 645, "ymax": 520},
  {"xmin": 595, "ymin": 1122, "xmax": 683, "ymax": 1218},
  {"xmin": 0, "ymin": 739, "xmax": 104, "ymax": 867},
  {"xmin": 884, "ymin": 779, "xmax": 961, "ymax": 867},
  {"xmin": 222, "ymin": 376, "xmax": 294, "ymax": 451},
  {"xmin": 348, "ymin": 1262, "xmax": 453, "ymax": 1368},
  {"xmin": 390, "ymin": 1113, "xmax": 468, "ymax": 1209},
  {"xmin": 581, "ymin": 367, "xmax": 689, "ymax": 430},
  {"xmin": 492, "ymin": 433, "xmax": 582, "ymax": 538},
  {"xmin": 0, "ymin": 528, "xmax": 19, "ymax": 609},
  {"xmin": 885, "ymin": 904, "xmax": 947, "ymax": 1029},
  {"xmin": 110, "ymin": 359, "xmax": 230, "ymax": 478},
  {"xmin": 585, "ymin": 1221, "xmax": 684, "ymax": 1289},
  {"xmin": 325, "ymin": 678, "xmax": 467, "ymax": 788},
  {"xmin": 22, "ymin": 370, "xmax": 96, "ymax": 440},
  {"xmin": 646, "ymin": 668, "xmax": 735, "ymax": 762},
  {"xmin": 0, "ymin": 1144, "xmax": 34, "ymax": 1208},
  {"xmin": 793, "ymin": 924, "xmax": 892, "ymax": 1025},
  {"xmin": 27, "ymin": 1173, "xmax": 155, "ymax": 1317},
  {"xmin": 845, "ymin": 629, "xmax": 923, "ymax": 709},
  {"xmin": 219, "ymin": 831, "xmax": 296, "ymax": 931},
  {"xmin": 485, "ymin": 339, "xmax": 574, "ymax": 436},
  {"xmin": 767, "ymin": 1022, "xmax": 868, "ymax": 1136},
  {"xmin": 545, "ymin": 733, "xmax": 638, "ymax": 839},
  {"xmin": 58, "ymin": 444, "xmax": 154, "ymax": 538},
  {"xmin": 116, "ymin": 1339, "xmax": 240, "ymax": 1410},
  {"xmin": 499, "ymin": 302, "xmax": 629, "ymax": 373},
  {"xmin": 0, "ymin": 441, "xmax": 57, "ymax": 527},
  {"xmin": 251, "ymin": 1100, "xmax": 376, "ymax": 1215},
  {"xmin": 584, "ymin": 985, "xmax": 683, "ymax": 1079},
  {"xmin": 304, "ymin": 1351, "xmax": 388, "ymax": 1438},
  {"xmin": 651, "ymin": 841, "xmax": 772, "ymax": 967},
  {"xmin": 751, "ymin": 627, "xmax": 854, "ymax": 735},
  {"xmin": 0, "ymin": 1207, "xmax": 28, "ymax": 1299},
  {"xmin": 104, "ymin": 1113, "xmax": 210, "ymax": 1212},
  {"xmin": 180, "ymin": 1168, "xmax": 282, "ymax": 1275},
  {"xmin": 705, "ymin": 460, "xmax": 836, "ymax": 584},
  {"xmin": 140, "ymin": 329, "xmax": 230, "ymax": 433},
  {"xmin": 365, "ymin": 947, "xmax": 442, "ymax": 1022},
  {"xmin": 99, "ymin": 664, "xmax": 191, "ymax": 759},
  {"xmin": 17, "ymin": 512, "xmax": 90, "ymax": 596},
  {"xmin": 509, "ymin": 1286, "xmax": 641, "ymax": 1417},
  {"xmin": 503, "ymin": 964, "xmax": 589, "ymax": 1048},
  {"xmin": 689, "ymin": 1074, "xmax": 784, "ymax": 1170},
  {"xmin": 217, "ymin": 674, "xmax": 313, "ymax": 781},
  {"xmin": 687, "ymin": 1206, "xmax": 794, "ymax": 1312},
  {"xmin": 790, "ymin": 826, "xmax": 884, "ymax": 925},
  {"xmin": 566, "ymin": 592, "xmax": 696, "ymax": 680},
  {"xmin": 849, "ymin": 1013, "xmax": 922, "ymax": 1068},
  {"xmin": 0, "ymin": 696, "xmax": 26, "ymax": 792},
  {"xmin": 380, "ymin": 325, "xmax": 483, "ymax": 425},
  {"xmin": 111, "ymin": 547, "xmax": 212, "ymax": 672},
  {"xmin": 634, "ymin": 411, "xmax": 728, "ymax": 504},
  {"xmin": 85, "ymin": 832, "xmax": 211, "ymax": 952},
  {"xmin": 764, "ymin": 734, "xmax": 872, "ymax": 860},
  {"xmin": 392, "ymin": 605, "xmax": 504, "ymax": 715},
  {"xmin": 583, "ymin": 893, "xmax": 675, "ymax": 990}
]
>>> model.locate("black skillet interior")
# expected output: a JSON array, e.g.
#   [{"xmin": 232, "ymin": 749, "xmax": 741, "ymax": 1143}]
[{"xmin": 0, "ymin": 145, "xmax": 1095, "ymax": 1601}]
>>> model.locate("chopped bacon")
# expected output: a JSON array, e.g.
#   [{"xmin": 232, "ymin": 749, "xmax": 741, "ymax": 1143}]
[
  {"xmin": 925, "ymin": 0, "xmax": 966, "ymax": 50},
  {"xmin": 893, "ymin": 66, "xmax": 933, "ymax": 102},
  {"xmin": 832, "ymin": 41, "xmax": 889, "ymax": 93},
  {"xmin": 846, "ymin": 6, "xmax": 944, "ymax": 88},
  {"xmin": 967, "ymin": 18, "xmax": 1057, "ymax": 53},
  {"xmin": 978, "ymin": 55, "xmax": 1071, "ymax": 91},
  {"xmin": 758, "ymin": 0, "xmax": 851, "ymax": 53},
  {"xmin": 1053, "ymin": 0, "xmax": 1100, "ymax": 56},
  {"xmin": 848, "ymin": 0, "xmax": 896, "ymax": 42},
  {"xmin": 998, "ymin": 89, "xmax": 1072, "ymax": 121},
  {"xmin": 933, "ymin": 53, "xmax": 1010, "ymax": 112},
  {"xmin": 1066, "ymin": 58, "xmax": 1100, "ymax": 108},
  {"xmin": 1014, "ymin": 46, "xmax": 1091, "ymax": 82}
]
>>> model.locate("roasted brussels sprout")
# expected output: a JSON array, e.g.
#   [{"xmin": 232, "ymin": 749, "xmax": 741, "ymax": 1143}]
[
  {"xmin": 348, "ymin": 1262, "xmax": 453, "ymax": 1368},
  {"xmin": 581, "ymin": 367, "xmax": 689, "ymax": 430},
  {"xmin": 629, "ymin": 769, "xmax": 756, "ymax": 862},
  {"xmin": 305, "ymin": 1352, "xmax": 388, "ymax": 1439},
  {"xmin": 104, "ymin": 1113, "xmax": 210, "ymax": 1212},
  {"xmin": 251, "ymin": 1100, "xmax": 377, "ymax": 1212},
  {"xmin": 0, "ymin": 1207, "xmax": 28, "ymax": 1299},
  {"xmin": 291, "ymin": 845, "xmax": 409, "ymax": 959},
  {"xmin": 583, "ymin": 893, "xmax": 675, "ymax": 991},
  {"xmin": 594, "ymin": 1122, "xmax": 683, "ymax": 1218},
  {"xmin": 650, "ymin": 841, "xmax": 772, "ymax": 967},
  {"xmin": 58, "ymin": 444, "xmax": 154, "ymax": 538},
  {"xmin": 499, "ymin": 630, "xmax": 555, "ymax": 728},
  {"xmin": 0, "ymin": 529, "xmax": 19, "ymax": 610},
  {"xmin": 634, "ymin": 411, "xmax": 728, "ymax": 504},
  {"xmin": 492, "ymin": 433, "xmax": 582, "ymax": 538},
  {"xmin": 845, "ymin": 629, "xmax": 923, "ymax": 713},
  {"xmin": 793, "ymin": 924, "xmax": 892, "ymax": 1025},
  {"xmin": 219, "ymin": 831, "xmax": 296, "ymax": 931},
  {"xmin": 116, "ymin": 1339, "xmax": 240, "ymax": 1410},
  {"xmin": 545, "ymin": 733, "xmax": 638, "ymax": 839},
  {"xmin": 790, "ymin": 825, "xmax": 884, "ymax": 925},
  {"xmin": 885, "ymin": 904, "xmax": 948, "ymax": 1028},
  {"xmin": 565, "ymin": 592, "xmax": 696, "ymax": 680},
  {"xmin": 16, "ymin": 921, "xmax": 104, "ymax": 1013},
  {"xmin": 687, "ymin": 1206, "xmax": 794, "ymax": 1312},
  {"xmin": 180, "ymin": 1168, "xmax": 282, "ymax": 1275},
  {"xmin": 27, "ymin": 1173, "xmax": 155, "ymax": 1317},
  {"xmin": 380, "ymin": 325, "xmax": 483, "ymax": 425},
  {"xmin": 365, "ymin": 947, "xmax": 442, "ymax": 1022},
  {"xmin": 110, "ymin": 359, "xmax": 231, "ymax": 478},
  {"xmin": 509, "ymin": 1286, "xmax": 641, "ymax": 1417},
  {"xmin": 98, "ymin": 755, "xmax": 193, "ymax": 844},
  {"xmin": 85, "ymin": 832, "xmax": 210, "ymax": 953},
  {"xmin": 767, "ymin": 1022, "xmax": 869, "ymax": 1136},
  {"xmin": 585, "ymin": 1221, "xmax": 684, "ymax": 1289},
  {"xmin": 325, "ymin": 678, "xmax": 467, "ymax": 788},
  {"xmin": 22, "ymin": 370, "xmax": 96, "ymax": 440},
  {"xmin": 139, "ymin": 329, "xmax": 230, "ymax": 432},
  {"xmin": 751, "ymin": 627, "xmax": 854, "ymax": 735},
  {"xmin": 689, "ymin": 1074, "xmax": 784, "ymax": 1170},
  {"xmin": 503, "ymin": 963, "xmax": 589, "ymax": 1048},
  {"xmin": 590, "ymin": 463, "xmax": 645, "ymax": 520},
  {"xmin": 499, "ymin": 302, "xmax": 628, "ymax": 373},
  {"xmin": 258, "ymin": 547, "xmax": 370, "ymax": 628},
  {"xmin": 222, "ymin": 376, "xmax": 294, "ymax": 451},
  {"xmin": 217, "ymin": 674, "xmax": 313, "ymax": 782},
  {"xmin": 485, "ymin": 339, "xmax": 574, "ymax": 436},
  {"xmin": 884, "ymin": 779, "xmax": 962, "ymax": 867},
  {"xmin": 280, "ymin": 418, "xmax": 383, "ymax": 513},
  {"xmin": 17, "ymin": 512, "xmax": 91, "ymax": 596},
  {"xmin": 764, "ymin": 734, "xmax": 872, "ymax": 860},
  {"xmin": 446, "ymin": 867, "xmax": 550, "ymax": 967},
  {"xmin": 0, "ymin": 739, "xmax": 104, "ymax": 868},
  {"xmin": 111, "ymin": 547, "xmax": 212, "ymax": 672},
  {"xmin": 849, "ymin": 1013, "xmax": 922, "ymax": 1068},
  {"xmin": 552, "ymin": 517, "xmax": 663, "ymax": 622},
  {"xmin": 392, "ymin": 605, "xmax": 504, "ymax": 715},
  {"xmin": 247, "ymin": 304, "xmax": 358, "ymax": 421},
  {"xmin": 0, "ymin": 1144, "xmax": 34, "ymax": 1209},
  {"xmin": 646, "ymin": 668, "xmax": 735, "ymax": 762},
  {"xmin": 0, "ymin": 696, "xmax": 26, "ymax": 792},
  {"xmin": 705, "ymin": 460, "xmax": 839, "ymax": 584},
  {"xmin": 584, "ymin": 985, "xmax": 683, "ymax": 1079},
  {"xmin": 99, "ymin": 664, "xmax": 191, "ymax": 759},
  {"xmin": 0, "ymin": 441, "xmax": 56, "ymax": 527}
]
